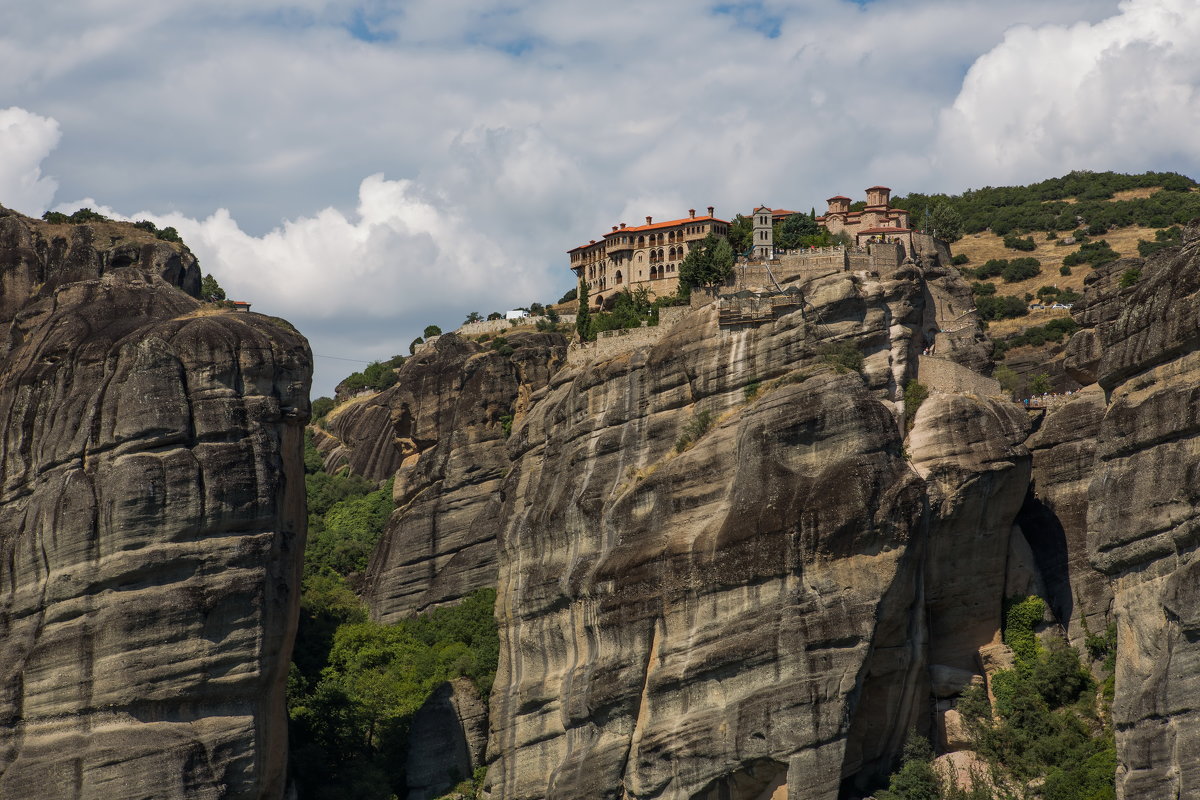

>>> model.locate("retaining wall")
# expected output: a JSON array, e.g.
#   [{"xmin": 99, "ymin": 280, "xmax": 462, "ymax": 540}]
[{"xmin": 917, "ymin": 355, "xmax": 1003, "ymax": 398}]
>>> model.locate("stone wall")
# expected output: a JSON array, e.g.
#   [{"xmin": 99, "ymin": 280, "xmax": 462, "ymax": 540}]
[
  {"xmin": 917, "ymin": 355, "xmax": 1003, "ymax": 398},
  {"xmin": 566, "ymin": 306, "xmax": 690, "ymax": 366},
  {"xmin": 455, "ymin": 314, "xmax": 577, "ymax": 337}
]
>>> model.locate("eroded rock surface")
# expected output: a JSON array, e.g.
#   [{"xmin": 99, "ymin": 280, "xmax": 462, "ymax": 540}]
[
  {"xmin": 485, "ymin": 263, "xmax": 945, "ymax": 800},
  {"xmin": 316, "ymin": 331, "xmax": 567, "ymax": 621},
  {"xmin": 908, "ymin": 393, "xmax": 1031, "ymax": 673},
  {"xmin": 1065, "ymin": 221, "xmax": 1200, "ymax": 798},
  {"xmin": 0, "ymin": 209, "xmax": 311, "ymax": 799},
  {"xmin": 406, "ymin": 677, "xmax": 489, "ymax": 800}
]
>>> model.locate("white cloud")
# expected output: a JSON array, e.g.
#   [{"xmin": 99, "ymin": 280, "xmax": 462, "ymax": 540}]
[
  {"xmin": 935, "ymin": 0, "xmax": 1200, "ymax": 185},
  {"xmin": 0, "ymin": 107, "xmax": 61, "ymax": 215},
  {"xmin": 10, "ymin": 0, "xmax": 1186, "ymax": 395}
]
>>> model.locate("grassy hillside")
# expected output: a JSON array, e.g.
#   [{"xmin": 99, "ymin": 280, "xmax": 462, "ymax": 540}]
[{"xmin": 896, "ymin": 172, "xmax": 1198, "ymax": 394}]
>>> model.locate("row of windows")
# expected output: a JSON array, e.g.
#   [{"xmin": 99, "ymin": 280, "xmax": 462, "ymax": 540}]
[{"xmin": 572, "ymin": 223, "xmax": 730, "ymax": 263}]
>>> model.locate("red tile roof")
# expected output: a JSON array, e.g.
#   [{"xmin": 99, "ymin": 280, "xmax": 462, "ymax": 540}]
[
  {"xmin": 827, "ymin": 195, "xmax": 852, "ymax": 202},
  {"xmin": 568, "ymin": 214, "xmax": 728, "ymax": 252},
  {"xmin": 866, "ymin": 186, "xmax": 892, "ymax": 192}
]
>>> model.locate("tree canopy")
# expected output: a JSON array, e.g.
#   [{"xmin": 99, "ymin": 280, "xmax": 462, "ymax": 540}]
[{"xmin": 679, "ymin": 232, "xmax": 734, "ymax": 290}]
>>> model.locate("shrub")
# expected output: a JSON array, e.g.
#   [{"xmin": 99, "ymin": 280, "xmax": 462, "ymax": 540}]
[
  {"xmin": 1004, "ymin": 595, "xmax": 1045, "ymax": 666},
  {"xmin": 1064, "ymin": 240, "xmax": 1119, "ymax": 268},
  {"xmin": 994, "ymin": 364, "xmax": 1021, "ymax": 394},
  {"xmin": 1119, "ymin": 268, "xmax": 1141, "ymax": 288},
  {"xmin": 409, "ymin": 337, "xmax": 424, "ymax": 354},
  {"xmin": 951, "ymin": 253, "xmax": 970, "ymax": 265},
  {"xmin": 819, "ymin": 341, "xmax": 864, "ymax": 373},
  {"xmin": 1001, "ymin": 257, "xmax": 1042, "ymax": 282},
  {"xmin": 423, "ymin": 324, "xmax": 442, "ymax": 338},
  {"xmin": 972, "ymin": 282, "xmax": 996, "ymax": 296},
  {"xmin": 1137, "ymin": 226, "xmax": 1182, "ymax": 258},
  {"xmin": 312, "ymin": 396, "xmax": 335, "ymax": 422},
  {"xmin": 743, "ymin": 379, "xmax": 761, "ymax": 402},
  {"xmin": 675, "ymin": 410, "xmax": 714, "ymax": 453},
  {"xmin": 1003, "ymin": 233, "xmax": 1037, "ymax": 251},
  {"xmin": 1060, "ymin": 265, "xmax": 1072, "ymax": 276},
  {"xmin": 487, "ymin": 311, "xmax": 503, "ymax": 321},
  {"xmin": 975, "ymin": 294, "xmax": 1028, "ymax": 320},
  {"xmin": 557, "ymin": 287, "xmax": 578, "ymax": 304},
  {"xmin": 904, "ymin": 380, "xmax": 929, "ymax": 422}
]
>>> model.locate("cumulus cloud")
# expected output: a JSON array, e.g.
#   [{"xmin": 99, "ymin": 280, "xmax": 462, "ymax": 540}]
[
  {"xmin": 935, "ymin": 0, "xmax": 1200, "ymax": 185},
  {"xmin": 0, "ymin": 107, "xmax": 61, "ymax": 215},
  {"xmin": 11, "ymin": 0, "xmax": 1183, "ymax": 394}
]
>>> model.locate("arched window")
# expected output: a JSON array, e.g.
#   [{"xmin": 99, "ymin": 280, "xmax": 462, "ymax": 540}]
[
  {"xmin": 650, "ymin": 265, "xmax": 658, "ymax": 279},
  {"xmin": 637, "ymin": 235, "xmax": 645, "ymax": 248},
  {"xmin": 615, "ymin": 270, "xmax": 623, "ymax": 284}
]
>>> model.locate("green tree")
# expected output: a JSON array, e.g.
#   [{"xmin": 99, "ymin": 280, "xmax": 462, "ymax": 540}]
[
  {"xmin": 776, "ymin": 213, "xmax": 819, "ymax": 249},
  {"xmin": 930, "ymin": 202, "xmax": 963, "ymax": 242},
  {"xmin": 409, "ymin": 337, "xmax": 423, "ymax": 354},
  {"xmin": 575, "ymin": 280, "xmax": 593, "ymax": 342},
  {"xmin": 557, "ymin": 287, "xmax": 577, "ymax": 304},
  {"xmin": 680, "ymin": 232, "xmax": 734, "ymax": 290},
  {"xmin": 487, "ymin": 311, "xmax": 503, "ymax": 320},
  {"xmin": 1030, "ymin": 373, "xmax": 1053, "ymax": 395},
  {"xmin": 200, "ymin": 273, "xmax": 226, "ymax": 302},
  {"xmin": 727, "ymin": 214, "xmax": 753, "ymax": 255},
  {"xmin": 994, "ymin": 365, "xmax": 1021, "ymax": 395},
  {"xmin": 312, "ymin": 396, "xmax": 335, "ymax": 421},
  {"xmin": 464, "ymin": 311, "xmax": 483, "ymax": 324},
  {"xmin": 423, "ymin": 324, "xmax": 442, "ymax": 338}
]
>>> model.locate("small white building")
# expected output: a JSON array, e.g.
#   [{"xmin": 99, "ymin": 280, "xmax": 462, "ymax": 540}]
[{"xmin": 505, "ymin": 309, "xmax": 530, "ymax": 320}]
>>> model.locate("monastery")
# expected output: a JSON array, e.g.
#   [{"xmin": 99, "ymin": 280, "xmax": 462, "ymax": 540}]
[
  {"xmin": 570, "ymin": 187, "xmax": 916, "ymax": 308},
  {"xmin": 567, "ymin": 207, "xmax": 731, "ymax": 305}
]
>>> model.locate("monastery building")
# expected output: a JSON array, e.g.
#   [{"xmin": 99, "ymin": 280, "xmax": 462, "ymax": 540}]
[
  {"xmin": 569, "ymin": 207, "xmax": 730, "ymax": 309},
  {"xmin": 569, "ymin": 188, "xmax": 915, "ymax": 307}
]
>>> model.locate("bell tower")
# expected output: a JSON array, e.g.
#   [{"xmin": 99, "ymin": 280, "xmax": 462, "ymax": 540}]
[{"xmin": 753, "ymin": 205, "xmax": 773, "ymax": 259}]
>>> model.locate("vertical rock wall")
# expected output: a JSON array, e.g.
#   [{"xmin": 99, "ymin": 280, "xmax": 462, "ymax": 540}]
[
  {"xmin": 1065, "ymin": 222, "xmax": 1200, "ymax": 798},
  {"xmin": 316, "ymin": 332, "xmax": 567, "ymax": 621},
  {"xmin": 485, "ymin": 267, "xmax": 940, "ymax": 799},
  {"xmin": 0, "ymin": 209, "xmax": 311, "ymax": 799}
]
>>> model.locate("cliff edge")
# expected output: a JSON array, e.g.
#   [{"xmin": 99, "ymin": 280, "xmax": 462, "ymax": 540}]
[{"xmin": 0, "ymin": 207, "xmax": 312, "ymax": 799}]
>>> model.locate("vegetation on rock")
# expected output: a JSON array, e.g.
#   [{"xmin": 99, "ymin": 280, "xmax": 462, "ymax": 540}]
[
  {"xmin": 894, "ymin": 170, "xmax": 1200, "ymax": 236},
  {"xmin": 289, "ymin": 433, "xmax": 499, "ymax": 800}
]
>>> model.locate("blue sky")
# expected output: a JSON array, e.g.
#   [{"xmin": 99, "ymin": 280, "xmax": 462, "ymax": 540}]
[{"xmin": 2, "ymin": 0, "xmax": 1197, "ymax": 396}]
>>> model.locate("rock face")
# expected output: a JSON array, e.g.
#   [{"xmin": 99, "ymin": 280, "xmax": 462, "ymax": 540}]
[
  {"xmin": 484, "ymin": 260, "xmax": 964, "ymax": 800},
  {"xmin": 317, "ymin": 331, "xmax": 567, "ymax": 622},
  {"xmin": 1021, "ymin": 386, "xmax": 1111, "ymax": 649},
  {"xmin": 1063, "ymin": 221, "xmax": 1200, "ymax": 798},
  {"xmin": 406, "ymin": 677, "xmax": 489, "ymax": 800},
  {"xmin": 908, "ymin": 393, "xmax": 1031, "ymax": 673},
  {"xmin": 0, "ymin": 209, "xmax": 311, "ymax": 799}
]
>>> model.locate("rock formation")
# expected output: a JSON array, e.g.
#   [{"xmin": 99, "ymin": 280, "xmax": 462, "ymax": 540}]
[
  {"xmin": 315, "ymin": 331, "xmax": 566, "ymax": 622},
  {"xmin": 0, "ymin": 207, "xmax": 311, "ymax": 799},
  {"xmin": 482, "ymin": 261, "xmax": 1001, "ymax": 800},
  {"xmin": 406, "ymin": 677, "xmax": 489, "ymax": 800},
  {"xmin": 1062, "ymin": 221, "xmax": 1200, "ymax": 798}
]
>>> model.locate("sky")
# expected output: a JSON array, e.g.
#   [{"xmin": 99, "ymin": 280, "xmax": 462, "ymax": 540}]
[{"xmin": 3, "ymin": 0, "xmax": 1199, "ymax": 396}]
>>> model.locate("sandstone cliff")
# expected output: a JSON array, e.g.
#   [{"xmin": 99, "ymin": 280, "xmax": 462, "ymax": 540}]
[
  {"xmin": 1061, "ymin": 221, "xmax": 1200, "ymax": 798},
  {"xmin": 0, "ymin": 208, "xmax": 311, "ymax": 799},
  {"xmin": 315, "ymin": 331, "xmax": 566, "ymax": 622},
  {"xmin": 480, "ymin": 260, "xmax": 1025, "ymax": 799}
]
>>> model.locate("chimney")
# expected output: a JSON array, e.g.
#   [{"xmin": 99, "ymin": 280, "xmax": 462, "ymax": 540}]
[
  {"xmin": 612, "ymin": 226, "xmax": 618, "ymax": 232},
  {"xmin": 707, "ymin": 206, "xmax": 714, "ymax": 217},
  {"xmin": 646, "ymin": 216, "xmax": 652, "ymax": 225},
  {"xmin": 589, "ymin": 240, "xmax": 595, "ymax": 244},
  {"xmin": 620, "ymin": 222, "xmax": 626, "ymax": 229},
  {"xmin": 689, "ymin": 208, "xmax": 696, "ymax": 218}
]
